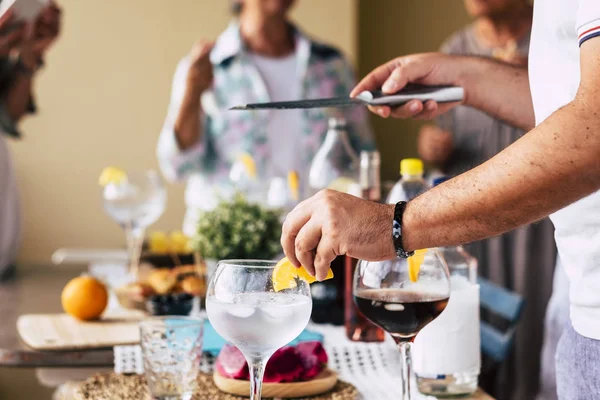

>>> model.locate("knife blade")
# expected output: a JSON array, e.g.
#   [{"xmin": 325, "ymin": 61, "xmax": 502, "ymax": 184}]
[{"xmin": 230, "ymin": 85, "xmax": 464, "ymax": 110}]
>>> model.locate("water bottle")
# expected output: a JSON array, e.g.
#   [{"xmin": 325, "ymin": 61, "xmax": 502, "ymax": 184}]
[
  {"xmin": 412, "ymin": 178, "xmax": 481, "ymax": 397},
  {"xmin": 386, "ymin": 158, "xmax": 429, "ymax": 203},
  {"xmin": 308, "ymin": 117, "xmax": 359, "ymax": 196}
]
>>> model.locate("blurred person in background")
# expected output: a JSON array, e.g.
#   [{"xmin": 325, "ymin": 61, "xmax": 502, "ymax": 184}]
[
  {"xmin": 0, "ymin": 4, "xmax": 61, "ymax": 280},
  {"xmin": 157, "ymin": 0, "xmax": 374, "ymax": 236},
  {"xmin": 416, "ymin": 1, "xmax": 557, "ymax": 399}
]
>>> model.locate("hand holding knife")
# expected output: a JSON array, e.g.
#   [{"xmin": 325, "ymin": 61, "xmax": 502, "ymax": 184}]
[{"xmin": 230, "ymin": 84, "xmax": 464, "ymax": 111}]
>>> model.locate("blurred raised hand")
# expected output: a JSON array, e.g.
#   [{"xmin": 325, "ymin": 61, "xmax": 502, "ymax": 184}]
[
  {"xmin": 186, "ymin": 40, "xmax": 214, "ymax": 94},
  {"xmin": 0, "ymin": 10, "xmax": 25, "ymax": 57},
  {"xmin": 32, "ymin": 1, "xmax": 61, "ymax": 54}
]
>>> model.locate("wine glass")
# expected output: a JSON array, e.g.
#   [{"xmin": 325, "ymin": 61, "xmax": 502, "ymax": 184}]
[
  {"xmin": 102, "ymin": 169, "xmax": 166, "ymax": 277},
  {"xmin": 353, "ymin": 250, "xmax": 450, "ymax": 400},
  {"xmin": 206, "ymin": 260, "xmax": 312, "ymax": 400}
]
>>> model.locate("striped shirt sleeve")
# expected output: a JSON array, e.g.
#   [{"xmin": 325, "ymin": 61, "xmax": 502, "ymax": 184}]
[{"xmin": 577, "ymin": 0, "xmax": 600, "ymax": 47}]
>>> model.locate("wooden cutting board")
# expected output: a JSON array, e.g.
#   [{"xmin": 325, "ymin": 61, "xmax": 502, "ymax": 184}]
[
  {"xmin": 17, "ymin": 309, "xmax": 145, "ymax": 351},
  {"xmin": 213, "ymin": 368, "xmax": 338, "ymax": 398}
]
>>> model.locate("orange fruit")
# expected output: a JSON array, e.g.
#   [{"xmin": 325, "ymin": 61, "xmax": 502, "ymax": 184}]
[{"xmin": 61, "ymin": 276, "xmax": 108, "ymax": 321}]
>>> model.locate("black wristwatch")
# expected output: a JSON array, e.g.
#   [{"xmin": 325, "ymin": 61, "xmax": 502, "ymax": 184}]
[{"xmin": 393, "ymin": 201, "xmax": 414, "ymax": 258}]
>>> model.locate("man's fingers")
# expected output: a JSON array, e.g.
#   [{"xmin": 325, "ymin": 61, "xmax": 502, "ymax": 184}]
[
  {"xmin": 350, "ymin": 59, "xmax": 400, "ymax": 97},
  {"xmin": 414, "ymin": 100, "xmax": 439, "ymax": 120},
  {"xmin": 281, "ymin": 201, "xmax": 314, "ymax": 268},
  {"xmin": 381, "ymin": 66, "xmax": 409, "ymax": 94},
  {"xmin": 368, "ymin": 105, "xmax": 391, "ymax": 118},
  {"xmin": 314, "ymin": 237, "xmax": 337, "ymax": 281},
  {"xmin": 294, "ymin": 219, "xmax": 322, "ymax": 277},
  {"xmin": 0, "ymin": 10, "xmax": 14, "ymax": 29},
  {"xmin": 0, "ymin": 28, "xmax": 24, "ymax": 51},
  {"xmin": 388, "ymin": 100, "xmax": 424, "ymax": 119}
]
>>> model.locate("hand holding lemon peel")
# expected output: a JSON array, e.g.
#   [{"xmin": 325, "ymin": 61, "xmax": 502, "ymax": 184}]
[
  {"xmin": 272, "ymin": 257, "xmax": 334, "ymax": 292},
  {"xmin": 408, "ymin": 249, "xmax": 428, "ymax": 282}
]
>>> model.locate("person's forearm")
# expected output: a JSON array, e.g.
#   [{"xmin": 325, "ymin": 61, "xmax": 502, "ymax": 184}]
[
  {"xmin": 173, "ymin": 84, "xmax": 203, "ymax": 151},
  {"xmin": 403, "ymin": 98, "xmax": 600, "ymax": 251},
  {"xmin": 459, "ymin": 56, "xmax": 534, "ymax": 131},
  {"xmin": 5, "ymin": 72, "xmax": 33, "ymax": 122}
]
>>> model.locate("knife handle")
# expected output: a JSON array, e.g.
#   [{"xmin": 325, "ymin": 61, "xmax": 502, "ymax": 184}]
[{"xmin": 356, "ymin": 84, "xmax": 464, "ymax": 106}]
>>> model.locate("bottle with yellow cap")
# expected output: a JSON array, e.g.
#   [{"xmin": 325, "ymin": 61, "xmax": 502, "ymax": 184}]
[{"xmin": 386, "ymin": 158, "xmax": 430, "ymax": 204}]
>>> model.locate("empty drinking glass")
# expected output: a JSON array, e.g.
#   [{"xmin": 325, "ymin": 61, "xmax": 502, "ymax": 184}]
[
  {"xmin": 102, "ymin": 169, "xmax": 166, "ymax": 278},
  {"xmin": 140, "ymin": 316, "xmax": 204, "ymax": 400}
]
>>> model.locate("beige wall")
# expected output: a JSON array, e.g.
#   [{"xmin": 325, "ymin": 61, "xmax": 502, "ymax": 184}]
[
  {"xmin": 10, "ymin": 0, "xmax": 357, "ymax": 263},
  {"xmin": 358, "ymin": 0, "xmax": 471, "ymax": 181}
]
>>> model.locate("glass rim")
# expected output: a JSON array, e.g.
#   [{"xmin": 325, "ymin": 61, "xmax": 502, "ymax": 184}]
[
  {"xmin": 217, "ymin": 259, "xmax": 279, "ymax": 269},
  {"xmin": 139, "ymin": 315, "xmax": 204, "ymax": 330}
]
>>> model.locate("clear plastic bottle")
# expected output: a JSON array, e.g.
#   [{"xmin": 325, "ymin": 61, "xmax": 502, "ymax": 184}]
[
  {"xmin": 385, "ymin": 158, "xmax": 429, "ymax": 203},
  {"xmin": 412, "ymin": 185, "xmax": 481, "ymax": 398},
  {"xmin": 308, "ymin": 117, "xmax": 359, "ymax": 196}
]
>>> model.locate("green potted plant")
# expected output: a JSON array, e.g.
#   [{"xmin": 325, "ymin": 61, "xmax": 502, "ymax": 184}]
[{"xmin": 191, "ymin": 194, "xmax": 283, "ymax": 277}]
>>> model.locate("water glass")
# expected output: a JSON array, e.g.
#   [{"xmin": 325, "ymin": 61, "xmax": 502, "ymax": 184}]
[{"xmin": 140, "ymin": 317, "xmax": 204, "ymax": 400}]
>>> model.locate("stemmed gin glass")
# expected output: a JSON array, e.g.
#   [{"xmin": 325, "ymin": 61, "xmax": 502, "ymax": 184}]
[
  {"xmin": 206, "ymin": 260, "xmax": 312, "ymax": 400},
  {"xmin": 353, "ymin": 250, "xmax": 450, "ymax": 400},
  {"xmin": 102, "ymin": 169, "xmax": 166, "ymax": 277}
]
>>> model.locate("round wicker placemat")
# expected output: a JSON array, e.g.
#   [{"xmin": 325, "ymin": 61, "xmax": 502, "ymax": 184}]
[{"xmin": 73, "ymin": 372, "xmax": 359, "ymax": 400}]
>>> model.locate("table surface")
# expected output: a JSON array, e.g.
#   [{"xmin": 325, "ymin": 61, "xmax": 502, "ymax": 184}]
[{"xmin": 0, "ymin": 264, "xmax": 494, "ymax": 400}]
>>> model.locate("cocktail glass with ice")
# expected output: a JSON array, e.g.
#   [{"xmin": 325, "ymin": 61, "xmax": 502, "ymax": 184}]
[{"xmin": 206, "ymin": 260, "xmax": 312, "ymax": 400}]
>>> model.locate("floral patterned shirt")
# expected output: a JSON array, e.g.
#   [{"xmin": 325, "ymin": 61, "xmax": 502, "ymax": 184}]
[{"xmin": 157, "ymin": 22, "xmax": 375, "ymax": 235}]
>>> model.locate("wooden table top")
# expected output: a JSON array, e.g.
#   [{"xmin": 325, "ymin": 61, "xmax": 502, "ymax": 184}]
[{"xmin": 0, "ymin": 264, "xmax": 495, "ymax": 399}]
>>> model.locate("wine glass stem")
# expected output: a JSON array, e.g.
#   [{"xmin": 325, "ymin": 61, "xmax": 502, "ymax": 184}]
[
  {"xmin": 398, "ymin": 341, "xmax": 412, "ymax": 400},
  {"xmin": 125, "ymin": 224, "xmax": 144, "ymax": 277},
  {"xmin": 248, "ymin": 357, "xmax": 267, "ymax": 400}
]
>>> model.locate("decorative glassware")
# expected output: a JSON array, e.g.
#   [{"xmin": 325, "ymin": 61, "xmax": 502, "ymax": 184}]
[
  {"xmin": 353, "ymin": 251, "xmax": 451, "ymax": 399},
  {"xmin": 102, "ymin": 169, "xmax": 166, "ymax": 277},
  {"xmin": 206, "ymin": 260, "xmax": 312, "ymax": 400},
  {"xmin": 140, "ymin": 316, "xmax": 204, "ymax": 400}
]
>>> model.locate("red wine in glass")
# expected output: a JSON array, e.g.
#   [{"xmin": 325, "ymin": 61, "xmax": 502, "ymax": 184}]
[{"xmin": 354, "ymin": 288, "xmax": 449, "ymax": 343}]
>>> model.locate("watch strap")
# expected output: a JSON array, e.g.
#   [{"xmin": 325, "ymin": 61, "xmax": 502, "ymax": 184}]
[{"xmin": 393, "ymin": 201, "xmax": 414, "ymax": 258}]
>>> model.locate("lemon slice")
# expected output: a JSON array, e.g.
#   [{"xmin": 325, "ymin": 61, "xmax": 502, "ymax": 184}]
[
  {"xmin": 327, "ymin": 177, "xmax": 358, "ymax": 194},
  {"xmin": 272, "ymin": 257, "xmax": 334, "ymax": 292},
  {"xmin": 239, "ymin": 153, "xmax": 257, "ymax": 180},
  {"xmin": 169, "ymin": 231, "xmax": 190, "ymax": 253},
  {"xmin": 98, "ymin": 167, "xmax": 127, "ymax": 186},
  {"xmin": 149, "ymin": 231, "xmax": 169, "ymax": 254},
  {"xmin": 408, "ymin": 249, "xmax": 428, "ymax": 282},
  {"xmin": 287, "ymin": 170, "xmax": 300, "ymax": 201}
]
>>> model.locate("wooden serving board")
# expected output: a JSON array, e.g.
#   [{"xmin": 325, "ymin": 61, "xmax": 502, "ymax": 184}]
[
  {"xmin": 17, "ymin": 309, "xmax": 145, "ymax": 351},
  {"xmin": 213, "ymin": 368, "xmax": 338, "ymax": 398}
]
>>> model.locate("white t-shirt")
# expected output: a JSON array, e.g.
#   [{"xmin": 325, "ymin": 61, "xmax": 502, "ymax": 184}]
[
  {"xmin": 529, "ymin": 0, "xmax": 600, "ymax": 339},
  {"xmin": 247, "ymin": 52, "xmax": 303, "ymax": 179},
  {"xmin": 0, "ymin": 134, "xmax": 20, "ymax": 273}
]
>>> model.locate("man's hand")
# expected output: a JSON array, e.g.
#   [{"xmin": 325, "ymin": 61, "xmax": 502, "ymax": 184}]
[
  {"xmin": 350, "ymin": 53, "xmax": 465, "ymax": 120},
  {"xmin": 0, "ymin": 10, "xmax": 25, "ymax": 57},
  {"xmin": 351, "ymin": 52, "xmax": 534, "ymax": 130},
  {"xmin": 186, "ymin": 40, "xmax": 214, "ymax": 94},
  {"xmin": 32, "ymin": 2, "xmax": 61, "ymax": 55},
  {"xmin": 418, "ymin": 124, "xmax": 454, "ymax": 165},
  {"xmin": 281, "ymin": 190, "xmax": 396, "ymax": 281}
]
